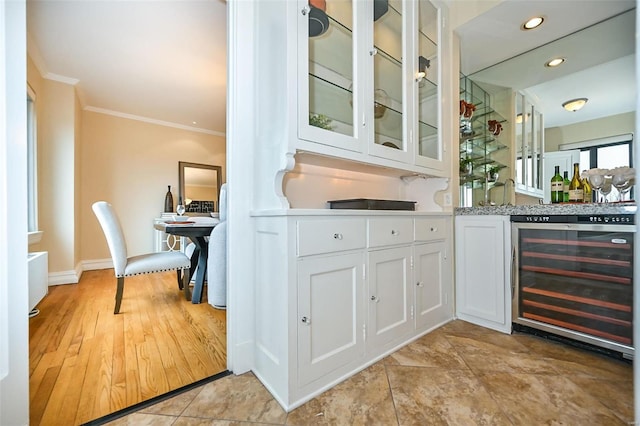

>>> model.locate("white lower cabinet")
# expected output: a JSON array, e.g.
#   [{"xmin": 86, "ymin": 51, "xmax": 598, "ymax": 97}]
[
  {"xmin": 254, "ymin": 213, "xmax": 453, "ymax": 411},
  {"xmin": 297, "ymin": 252, "xmax": 365, "ymax": 387},
  {"xmin": 367, "ymin": 246, "xmax": 413, "ymax": 351},
  {"xmin": 454, "ymin": 215, "xmax": 511, "ymax": 333}
]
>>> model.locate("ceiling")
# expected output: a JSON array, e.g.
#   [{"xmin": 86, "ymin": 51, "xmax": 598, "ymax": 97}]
[
  {"xmin": 456, "ymin": 0, "xmax": 636, "ymax": 128},
  {"xmin": 27, "ymin": 0, "xmax": 227, "ymax": 135},
  {"xmin": 27, "ymin": 1, "xmax": 635, "ymax": 134}
]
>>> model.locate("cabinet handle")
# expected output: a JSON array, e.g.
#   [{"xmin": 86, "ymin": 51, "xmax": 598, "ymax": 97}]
[
  {"xmin": 370, "ymin": 48, "xmax": 378, "ymax": 56},
  {"xmin": 391, "ymin": 230, "xmax": 398, "ymax": 236},
  {"xmin": 416, "ymin": 282, "xmax": 424, "ymax": 287},
  {"xmin": 370, "ymin": 295, "xmax": 379, "ymax": 303},
  {"xmin": 301, "ymin": 5, "xmax": 310, "ymax": 15},
  {"xmin": 511, "ymin": 245, "xmax": 516, "ymax": 300},
  {"xmin": 430, "ymin": 227, "xmax": 437, "ymax": 232},
  {"xmin": 333, "ymin": 233, "xmax": 343, "ymax": 240},
  {"xmin": 301, "ymin": 316, "xmax": 311, "ymax": 325}
]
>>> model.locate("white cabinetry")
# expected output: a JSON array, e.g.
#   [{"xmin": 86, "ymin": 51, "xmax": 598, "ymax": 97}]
[
  {"xmin": 455, "ymin": 215, "xmax": 511, "ymax": 333},
  {"xmin": 297, "ymin": 252, "xmax": 365, "ymax": 387},
  {"xmin": 515, "ymin": 92, "xmax": 544, "ymax": 198},
  {"xmin": 296, "ymin": 0, "xmax": 446, "ymax": 175},
  {"xmin": 255, "ymin": 213, "xmax": 453, "ymax": 410}
]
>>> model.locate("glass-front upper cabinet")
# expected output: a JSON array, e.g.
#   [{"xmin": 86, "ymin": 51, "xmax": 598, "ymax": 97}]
[
  {"xmin": 298, "ymin": 0, "xmax": 365, "ymax": 153},
  {"xmin": 415, "ymin": 0, "xmax": 439, "ymax": 168},
  {"xmin": 515, "ymin": 92, "xmax": 544, "ymax": 197},
  {"xmin": 369, "ymin": 0, "xmax": 409, "ymax": 163}
]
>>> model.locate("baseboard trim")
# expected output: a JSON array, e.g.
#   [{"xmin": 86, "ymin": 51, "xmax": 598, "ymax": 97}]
[
  {"xmin": 47, "ymin": 270, "xmax": 80, "ymax": 286},
  {"xmin": 81, "ymin": 370, "xmax": 232, "ymax": 425}
]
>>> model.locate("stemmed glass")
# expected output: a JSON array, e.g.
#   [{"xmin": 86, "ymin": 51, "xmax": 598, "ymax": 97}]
[
  {"xmin": 176, "ymin": 197, "xmax": 186, "ymax": 216},
  {"xmin": 600, "ymin": 177, "xmax": 613, "ymax": 203},
  {"xmin": 587, "ymin": 174, "xmax": 605, "ymax": 203},
  {"xmin": 611, "ymin": 167, "xmax": 635, "ymax": 202}
]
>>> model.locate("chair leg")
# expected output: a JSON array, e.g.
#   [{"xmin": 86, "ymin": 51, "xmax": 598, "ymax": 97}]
[
  {"xmin": 114, "ymin": 276, "xmax": 125, "ymax": 314},
  {"xmin": 177, "ymin": 270, "xmax": 183, "ymax": 290},
  {"xmin": 182, "ymin": 268, "xmax": 191, "ymax": 301}
]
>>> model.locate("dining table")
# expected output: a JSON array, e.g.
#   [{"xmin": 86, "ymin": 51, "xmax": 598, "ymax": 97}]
[{"xmin": 154, "ymin": 218, "xmax": 218, "ymax": 304}]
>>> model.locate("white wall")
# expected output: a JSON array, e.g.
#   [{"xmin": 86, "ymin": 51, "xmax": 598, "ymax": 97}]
[
  {"xmin": 545, "ymin": 111, "xmax": 635, "ymax": 152},
  {"xmin": 0, "ymin": 0, "xmax": 29, "ymax": 423}
]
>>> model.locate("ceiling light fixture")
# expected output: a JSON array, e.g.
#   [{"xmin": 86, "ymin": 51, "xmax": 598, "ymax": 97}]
[
  {"xmin": 522, "ymin": 16, "xmax": 544, "ymax": 30},
  {"xmin": 545, "ymin": 57, "xmax": 565, "ymax": 67},
  {"xmin": 562, "ymin": 98, "xmax": 588, "ymax": 112}
]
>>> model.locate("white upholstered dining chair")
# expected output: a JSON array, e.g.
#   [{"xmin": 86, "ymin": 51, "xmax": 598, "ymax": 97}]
[
  {"xmin": 208, "ymin": 183, "xmax": 227, "ymax": 308},
  {"xmin": 92, "ymin": 201, "xmax": 191, "ymax": 314}
]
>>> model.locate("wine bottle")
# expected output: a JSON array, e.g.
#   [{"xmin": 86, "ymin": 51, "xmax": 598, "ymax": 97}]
[
  {"xmin": 563, "ymin": 171, "xmax": 570, "ymax": 203},
  {"xmin": 550, "ymin": 165, "xmax": 563, "ymax": 203},
  {"xmin": 568, "ymin": 163, "xmax": 583, "ymax": 202},
  {"xmin": 582, "ymin": 173, "xmax": 592, "ymax": 203},
  {"xmin": 164, "ymin": 185, "xmax": 174, "ymax": 212}
]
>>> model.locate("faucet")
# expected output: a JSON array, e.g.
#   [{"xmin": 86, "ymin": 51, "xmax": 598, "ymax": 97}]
[{"xmin": 502, "ymin": 178, "xmax": 515, "ymax": 206}]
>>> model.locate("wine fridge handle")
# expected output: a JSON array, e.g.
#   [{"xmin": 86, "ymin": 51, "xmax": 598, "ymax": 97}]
[{"xmin": 510, "ymin": 245, "xmax": 516, "ymax": 300}]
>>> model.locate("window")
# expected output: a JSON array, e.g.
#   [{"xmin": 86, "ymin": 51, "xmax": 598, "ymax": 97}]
[{"xmin": 27, "ymin": 85, "xmax": 41, "ymax": 243}]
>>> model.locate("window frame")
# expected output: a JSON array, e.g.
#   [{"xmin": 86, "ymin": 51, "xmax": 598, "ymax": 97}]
[{"xmin": 27, "ymin": 84, "xmax": 42, "ymax": 245}]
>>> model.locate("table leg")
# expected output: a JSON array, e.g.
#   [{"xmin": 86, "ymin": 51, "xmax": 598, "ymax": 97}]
[{"xmin": 191, "ymin": 237, "xmax": 208, "ymax": 304}]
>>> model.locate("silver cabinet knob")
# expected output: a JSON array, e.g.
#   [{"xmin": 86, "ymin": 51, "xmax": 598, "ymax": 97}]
[
  {"xmin": 301, "ymin": 316, "xmax": 311, "ymax": 324},
  {"xmin": 333, "ymin": 233, "xmax": 343, "ymax": 240},
  {"xmin": 391, "ymin": 230, "xmax": 398, "ymax": 236},
  {"xmin": 430, "ymin": 227, "xmax": 437, "ymax": 232},
  {"xmin": 370, "ymin": 295, "xmax": 379, "ymax": 303},
  {"xmin": 416, "ymin": 282, "xmax": 424, "ymax": 287},
  {"xmin": 301, "ymin": 5, "xmax": 310, "ymax": 15}
]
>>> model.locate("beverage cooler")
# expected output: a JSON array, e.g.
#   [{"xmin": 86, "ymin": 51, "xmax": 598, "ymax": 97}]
[{"xmin": 511, "ymin": 214, "xmax": 634, "ymax": 358}]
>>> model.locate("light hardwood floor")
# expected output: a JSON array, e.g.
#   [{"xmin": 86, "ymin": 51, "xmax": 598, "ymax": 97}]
[{"xmin": 28, "ymin": 269, "xmax": 227, "ymax": 425}]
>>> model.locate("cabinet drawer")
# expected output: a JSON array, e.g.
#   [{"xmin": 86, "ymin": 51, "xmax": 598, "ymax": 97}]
[
  {"xmin": 297, "ymin": 219, "xmax": 366, "ymax": 257},
  {"xmin": 415, "ymin": 217, "xmax": 447, "ymax": 241},
  {"xmin": 368, "ymin": 218, "xmax": 414, "ymax": 248}
]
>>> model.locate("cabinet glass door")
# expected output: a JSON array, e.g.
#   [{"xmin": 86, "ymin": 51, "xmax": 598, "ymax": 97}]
[
  {"xmin": 370, "ymin": 0, "xmax": 408, "ymax": 161},
  {"xmin": 416, "ymin": 0, "xmax": 439, "ymax": 163},
  {"xmin": 299, "ymin": 0, "xmax": 363, "ymax": 152},
  {"xmin": 531, "ymin": 109, "xmax": 544, "ymax": 194},
  {"xmin": 515, "ymin": 92, "xmax": 526, "ymax": 188}
]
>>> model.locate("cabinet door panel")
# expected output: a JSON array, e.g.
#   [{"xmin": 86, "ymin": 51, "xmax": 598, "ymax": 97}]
[
  {"xmin": 298, "ymin": 252, "xmax": 364, "ymax": 386},
  {"xmin": 367, "ymin": 246, "xmax": 413, "ymax": 350},
  {"xmin": 415, "ymin": 242, "xmax": 451, "ymax": 329},
  {"xmin": 455, "ymin": 216, "xmax": 511, "ymax": 333}
]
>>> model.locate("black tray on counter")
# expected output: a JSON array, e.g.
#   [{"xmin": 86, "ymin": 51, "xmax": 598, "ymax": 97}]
[{"xmin": 328, "ymin": 198, "xmax": 416, "ymax": 211}]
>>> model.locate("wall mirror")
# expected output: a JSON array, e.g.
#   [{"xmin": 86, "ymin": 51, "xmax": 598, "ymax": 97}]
[
  {"xmin": 178, "ymin": 161, "xmax": 223, "ymax": 215},
  {"xmin": 457, "ymin": 3, "xmax": 635, "ymax": 131}
]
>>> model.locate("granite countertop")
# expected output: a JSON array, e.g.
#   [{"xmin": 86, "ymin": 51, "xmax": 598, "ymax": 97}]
[{"xmin": 455, "ymin": 202, "xmax": 637, "ymax": 216}]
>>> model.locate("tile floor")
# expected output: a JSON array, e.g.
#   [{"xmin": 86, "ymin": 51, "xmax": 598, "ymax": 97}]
[{"xmin": 106, "ymin": 320, "xmax": 633, "ymax": 425}]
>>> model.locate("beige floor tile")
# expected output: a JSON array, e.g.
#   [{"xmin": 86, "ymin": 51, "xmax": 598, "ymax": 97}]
[
  {"xmin": 544, "ymin": 354, "xmax": 632, "ymax": 381},
  {"xmin": 181, "ymin": 372, "xmax": 286, "ymax": 424},
  {"xmin": 387, "ymin": 365, "xmax": 512, "ymax": 425},
  {"xmin": 437, "ymin": 319, "xmax": 494, "ymax": 335},
  {"xmin": 384, "ymin": 331, "xmax": 468, "ymax": 369},
  {"xmin": 286, "ymin": 363, "xmax": 397, "ymax": 426},
  {"xmin": 104, "ymin": 412, "xmax": 178, "ymax": 425},
  {"xmin": 139, "ymin": 387, "xmax": 202, "ymax": 416},
  {"xmin": 477, "ymin": 371, "xmax": 626, "ymax": 425},
  {"xmin": 567, "ymin": 376, "xmax": 634, "ymax": 423},
  {"xmin": 173, "ymin": 417, "xmax": 277, "ymax": 425}
]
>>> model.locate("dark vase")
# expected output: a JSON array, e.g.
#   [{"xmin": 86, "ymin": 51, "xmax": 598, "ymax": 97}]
[{"xmin": 164, "ymin": 185, "xmax": 174, "ymax": 212}]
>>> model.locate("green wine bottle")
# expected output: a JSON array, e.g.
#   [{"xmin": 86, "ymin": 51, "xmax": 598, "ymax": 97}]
[
  {"xmin": 550, "ymin": 166, "xmax": 563, "ymax": 203},
  {"xmin": 563, "ymin": 171, "xmax": 570, "ymax": 203}
]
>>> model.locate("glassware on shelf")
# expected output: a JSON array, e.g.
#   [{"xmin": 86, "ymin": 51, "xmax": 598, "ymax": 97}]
[
  {"xmin": 600, "ymin": 176, "xmax": 613, "ymax": 202},
  {"xmin": 584, "ymin": 168, "xmax": 609, "ymax": 203},
  {"xmin": 611, "ymin": 167, "xmax": 635, "ymax": 202}
]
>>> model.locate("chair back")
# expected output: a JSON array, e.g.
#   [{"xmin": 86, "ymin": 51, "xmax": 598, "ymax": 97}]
[
  {"xmin": 92, "ymin": 201, "xmax": 128, "ymax": 276},
  {"xmin": 218, "ymin": 183, "xmax": 227, "ymax": 222}
]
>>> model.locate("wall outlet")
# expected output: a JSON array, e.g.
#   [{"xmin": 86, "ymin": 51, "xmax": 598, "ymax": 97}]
[{"xmin": 444, "ymin": 192, "xmax": 452, "ymax": 207}]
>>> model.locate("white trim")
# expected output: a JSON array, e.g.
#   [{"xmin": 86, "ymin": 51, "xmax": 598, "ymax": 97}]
[
  {"xmin": 81, "ymin": 258, "xmax": 113, "ymax": 271},
  {"xmin": 43, "ymin": 72, "xmax": 79, "ymax": 86},
  {"xmin": 84, "ymin": 106, "xmax": 226, "ymax": 136},
  {"xmin": 47, "ymin": 269, "xmax": 81, "ymax": 286},
  {"xmin": 559, "ymin": 133, "xmax": 633, "ymax": 150},
  {"xmin": 28, "ymin": 231, "xmax": 42, "ymax": 245}
]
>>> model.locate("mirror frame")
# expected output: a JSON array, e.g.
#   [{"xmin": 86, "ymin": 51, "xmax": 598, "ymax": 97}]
[{"xmin": 178, "ymin": 161, "xmax": 223, "ymax": 215}]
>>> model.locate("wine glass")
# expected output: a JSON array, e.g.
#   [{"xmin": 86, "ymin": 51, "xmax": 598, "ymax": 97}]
[
  {"xmin": 600, "ymin": 177, "xmax": 613, "ymax": 203},
  {"xmin": 587, "ymin": 174, "xmax": 605, "ymax": 203},
  {"xmin": 612, "ymin": 174, "xmax": 634, "ymax": 202},
  {"xmin": 176, "ymin": 199, "xmax": 186, "ymax": 216}
]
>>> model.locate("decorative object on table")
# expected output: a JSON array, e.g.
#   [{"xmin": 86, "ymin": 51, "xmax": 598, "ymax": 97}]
[
  {"xmin": 176, "ymin": 196, "xmax": 186, "ymax": 216},
  {"xmin": 374, "ymin": 89, "xmax": 389, "ymax": 118},
  {"xmin": 309, "ymin": 113, "xmax": 333, "ymax": 130},
  {"xmin": 92, "ymin": 201, "xmax": 191, "ymax": 314},
  {"xmin": 164, "ymin": 185, "xmax": 174, "ymax": 212}
]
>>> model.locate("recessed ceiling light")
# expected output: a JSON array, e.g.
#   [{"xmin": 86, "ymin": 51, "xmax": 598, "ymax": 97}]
[
  {"xmin": 545, "ymin": 57, "xmax": 565, "ymax": 67},
  {"xmin": 192, "ymin": 121, "xmax": 197, "ymax": 125},
  {"xmin": 562, "ymin": 98, "xmax": 588, "ymax": 112},
  {"xmin": 522, "ymin": 16, "xmax": 544, "ymax": 30}
]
